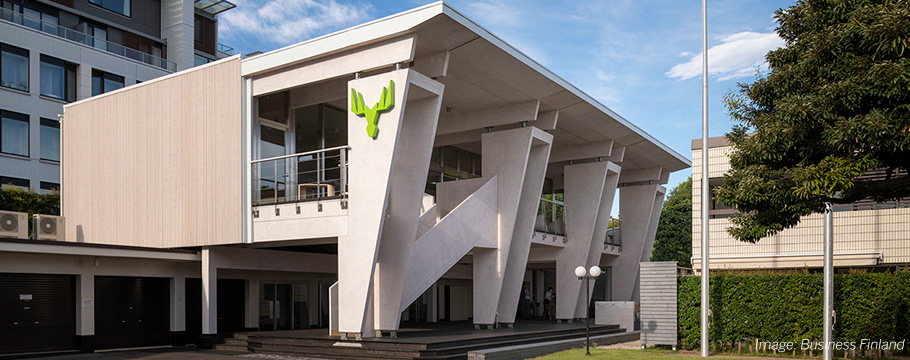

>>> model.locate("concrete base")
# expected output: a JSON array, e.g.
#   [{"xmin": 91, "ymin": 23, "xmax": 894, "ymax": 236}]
[
  {"xmin": 169, "ymin": 331, "xmax": 187, "ymax": 347},
  {"xmin": 195, "ymin": 334, "xmax": 225, "ymax": 349},
  {"xmin": 595, "ymin": 301, "xmax": 635, "ymax": 332}
]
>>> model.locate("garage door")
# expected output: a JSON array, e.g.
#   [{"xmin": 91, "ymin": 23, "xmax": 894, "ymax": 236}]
[
  {"xmin": 0, "ymin": 273, "xmax": 78, "ymax": 355},
  {"xmin": 94, "ymin": 277, "xmax": 170, "ymax": 350},
  {"xmin": 185, "ymin": 278, "xmax": 246, "ymax": 340}
]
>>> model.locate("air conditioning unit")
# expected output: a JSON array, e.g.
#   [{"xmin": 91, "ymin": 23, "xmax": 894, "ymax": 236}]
[
  {"xmin": 33, "ymin": 214, "xmax": 65, "ymax": 241},
  {"xmin": 0, "ymin": 211, "xmax": 28, "ymax": 239}
]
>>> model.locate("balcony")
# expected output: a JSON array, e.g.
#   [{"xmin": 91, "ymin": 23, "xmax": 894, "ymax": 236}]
[
  {"xmin": 217, "ymin": 43, "xmax": 234, "ymax": 55},
  {"xmin": 0, "ymin": 8, "xmax": 176, "ymax": 71},
  {"xmin": 252, "ymin": 146, "xmax": 349, "ymax": 206}
]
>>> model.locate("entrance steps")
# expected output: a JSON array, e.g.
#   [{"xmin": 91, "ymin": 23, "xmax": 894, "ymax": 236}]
[{"xmin": 224, "ymin": 324, "xmax": 628, "ymax": 360}]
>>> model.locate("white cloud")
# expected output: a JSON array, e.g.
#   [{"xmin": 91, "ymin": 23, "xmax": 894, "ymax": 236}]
[
  {"xmin": 466, "ymin": 2, "xmax": 521, "ymax": 27},
  {"xmin": 219, "ymin": 0, "xmax": 371, "ymax": 45},
  {"xmin": 666, "ymin": 31, "xmax": 784, "ymax": 81}
]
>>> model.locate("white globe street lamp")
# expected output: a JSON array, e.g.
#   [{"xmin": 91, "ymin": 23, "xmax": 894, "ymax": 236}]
[{"xmin": 577, "ymin": 265, "xmax": 601, "ymax": 355}]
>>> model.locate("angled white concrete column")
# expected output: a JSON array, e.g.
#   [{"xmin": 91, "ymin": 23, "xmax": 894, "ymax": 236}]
[
  {"xmin": 170, "ymin": 276, "xmax": 186, "ymax": 333},
  {"xmin": 202, "ymin": 248, "xmax": 217, "ymax": 335},
  {"xmin": 473, "ymin": 127, "xmax": 549, "ymax": 326},
  {"xmin": 339, "ymin": 69, "xmax": 422, "ymax": 337},
  {"xmin": 246, "ymin": 279, "xmax": 260, "ymax": 330},
  {"xmin": 400, "ymin": 177, "xmax": 497, "ymax": 312},
  {"xmin": 556, "ymin": 162, "xmax": 609, "ymax": 320},
  {"xmin": 373, "ymin": 72, "xmax": 445, "ymax": 332},
  {"xmin": 608, "ymin": 183, "xmax": 666, "ymax": 302},
  {"xmin": 76, "ymin": 273, "xmax": 95, "ymax": 337},
  {"xmin": 496, "ymin": 132, "xmax": 552, "ymax": 325},
  {"xmin": 574, "ymin": 163, "xmax": 620, "ymax": 318}
]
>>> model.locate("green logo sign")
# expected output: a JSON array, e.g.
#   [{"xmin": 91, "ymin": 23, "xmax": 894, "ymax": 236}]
[{"xmin": 351, "ymin": 80, "xmax": 395, "ymax": 138}]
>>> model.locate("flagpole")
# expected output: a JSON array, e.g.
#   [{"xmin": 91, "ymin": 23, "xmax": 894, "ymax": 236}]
[{"xmin": 700, "ymin": 0, "xmax": 710, "ymax": 357}]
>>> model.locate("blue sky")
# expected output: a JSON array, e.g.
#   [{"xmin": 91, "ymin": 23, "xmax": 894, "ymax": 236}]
[{"xmin": 219, "ymin": 0, "xmax": 794, "ymax": 201}]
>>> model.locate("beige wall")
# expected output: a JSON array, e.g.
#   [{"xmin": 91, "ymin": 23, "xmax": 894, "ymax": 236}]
[
  {"xmin": 692, "ymin": 144, "xmax": 910, "ymax": 269},
  {"xmin": 62, "ymin": 59, "xmax": 244, "ymax": 248}
]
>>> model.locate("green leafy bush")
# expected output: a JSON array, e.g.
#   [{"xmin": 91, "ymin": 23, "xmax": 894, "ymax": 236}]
[
  {"xmin": 0, "ymin": 185, "xmax": 60, "ymax": 235},
  {"xmin": 678, "ymin": 271, "xmax": 909, "ymax": 352}
]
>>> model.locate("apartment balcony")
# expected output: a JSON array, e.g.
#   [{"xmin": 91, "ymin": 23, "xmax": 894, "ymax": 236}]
[
  {"xmin": 251, "ymin": 147, "xmax": 349, "ymax": 243},
  {"xmin": 0, "ymin": 8, "xmax": 176, "ymax": 71}
]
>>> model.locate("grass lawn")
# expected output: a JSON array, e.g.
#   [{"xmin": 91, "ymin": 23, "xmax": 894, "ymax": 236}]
[{"xmin": 532, "ymin": 348, "xmax": 815, "ymax": 360}]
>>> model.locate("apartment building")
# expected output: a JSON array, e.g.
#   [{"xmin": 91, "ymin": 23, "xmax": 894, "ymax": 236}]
[
  {"xmin": 0, "ymin": 2, "xmax": 689, "ymax": 356},
  {"xmin": 692, "ymin": 136, "xmax": 910, "ymax": 271},
  {"xmin": 0, "ymin": 0, "xmax": 233, "ymax": 192}
]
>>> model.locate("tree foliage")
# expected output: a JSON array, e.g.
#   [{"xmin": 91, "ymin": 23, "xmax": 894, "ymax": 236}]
[
  {"xmin": 717, "ymin": 0, "xmax": 910, "ymax": 242},
  {"xmin": 651, "ymin": 177, "xmax": 692, "ymax": 268}
]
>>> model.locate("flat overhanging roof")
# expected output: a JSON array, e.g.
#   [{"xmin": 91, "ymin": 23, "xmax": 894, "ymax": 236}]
[
  {"xmin": 242, "ymin": 2, "xmax": 690, "ymax": 174},
  {"xmin": 195, "ymin": 0, "xmax": 236, "ymax": 15}
]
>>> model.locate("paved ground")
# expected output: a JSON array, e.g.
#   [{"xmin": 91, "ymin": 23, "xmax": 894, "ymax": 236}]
[{"xmin": 29, "ymin": 346, "xmax": 328, "ymax": 360}]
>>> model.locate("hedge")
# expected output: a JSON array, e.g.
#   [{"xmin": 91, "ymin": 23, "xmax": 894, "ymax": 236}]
[
  {"xmin": 678, "ymin": 271, "xmax": 910, "ymax": 352},
  {"xmin": 0, "ymin": 185, "xmax": 60, "ymax": 235}
]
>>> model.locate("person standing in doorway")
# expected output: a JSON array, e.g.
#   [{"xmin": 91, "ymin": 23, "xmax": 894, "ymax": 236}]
[{"xmin": 543, "ymin": 287, "xmax": 554, "ymax": 320}]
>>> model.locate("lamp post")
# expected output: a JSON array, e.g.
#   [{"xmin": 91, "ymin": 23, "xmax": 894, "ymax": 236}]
[{"xmin": 576, "ymin": 265, "xmax": 601, "ymax": 355}]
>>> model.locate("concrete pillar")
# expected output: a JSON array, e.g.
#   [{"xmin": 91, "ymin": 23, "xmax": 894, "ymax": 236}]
[
  {"xmin": 170, "ymin": 276, "xmax": 186, "ymax": 344},
  {"xmin": 245, "ymin": 278, "xmax": 259, "ymax": 330},
  {"xmin": 556, "ymin": 162, "xmax": 609, "ymax": 320},
  {"xmin": 160, "ymin": 0, "xmax": 195, "ymax": 70},
  {"xmin": 76, "ymin": 272, "xmax": 95, "ymax": 352},
  {"xmin": 607, "ymin": 184, "xmax": 666, "ymax": 302},
  {"xmin": 76, "ymin": 65, "xmax": 92, "ymax": 100},
  {"xmin": 429, "ymin": 283, "xmax": 438, "ymax": 323},
  {"xmin": 202, "ymin": 248, "xmax": 217, "ymax": 335}
]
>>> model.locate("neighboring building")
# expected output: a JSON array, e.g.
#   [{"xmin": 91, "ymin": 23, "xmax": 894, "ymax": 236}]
[
  {"xmin": 692, "ymin": 136, "xmax": 910, "ymax": 271},
  {"xmin": 0, "ymin": 2, "xmax": 689, "ymax": 356},
  {"xmin": 0, "ymin": 0, "xmax": 234, "ymax": 193}
]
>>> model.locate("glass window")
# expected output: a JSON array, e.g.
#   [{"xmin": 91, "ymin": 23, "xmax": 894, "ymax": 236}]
[
  {"xmin": 38, "ymin": 181, "xmax": 59, "ymax": 194},
  {"xmin": 1, "ymin": 44, "xmax": 29, "ymax": 92},
  {"xmin": 1, "ymin": 110, "xmax": 29, "ymax": 157},
  {"xmin": 88, "ymin": 25, "xmax": 107, "ymax": 51},
  {"xmin": 91, "ymin": 70, "xmax": 124, "ymax": 96},
  {"xmin": 0, "ymin": 176, "xmax": 29, "ymax": 189},
  {"xmin": 22, "ymin": 7, "xmax": 40, "ymax": 30},
  {"xmin": 40, "ymin": 118, "xmax": 59, "ymax": 162},
  {"xmin": 40, "ymin": 56, "xmax": 67, "ymax": 100},
  {"xmin": 194, "ymin": 54, "xmax": 213, "ymax": 67},
  {"xmin": 88, "ymin": 0, "xmax": 130, "ymax": 17}
]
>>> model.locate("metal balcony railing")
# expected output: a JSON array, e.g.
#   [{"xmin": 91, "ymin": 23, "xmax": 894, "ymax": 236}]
[
  {"xmin": 217, "ymin": 43, "xmax": 234, "ymax": 55},
  {"xmin": 0, "ymin": 8, "xmax": 176, "ymax": 71},
  {"xmin": 252, "ymin": 146, "xmax": 349, "ymax": 206},
  {"xmin": 535, "ymin": 197, "xmax": 567, "ymax": 236}
]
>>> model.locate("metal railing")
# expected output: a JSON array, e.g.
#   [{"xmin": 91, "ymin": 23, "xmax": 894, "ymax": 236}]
[
  {"xmin": 535, "ymin": 197, "xmax": 567, "ymax": 236},
  {"xmin": 605, "ymin": 217, "xmax": 621, "ymax": 248},
  {"xmin": 217, "ymin": 43, "xmax": 234, "ymax": 55},
  {"xmin": 251, "ymin": 146, "xmax": 349, "ymax": 206},
  {"xmin": 0, "ymin": 8, "xmax": 176, "ymax": 71}
]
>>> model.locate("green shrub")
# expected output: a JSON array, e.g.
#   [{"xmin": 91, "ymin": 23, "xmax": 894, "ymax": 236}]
[
  {"xmin": 0, "ymin": 185, "xmax": 60, "ymax": 235},
  {"xmin": 677, "ymin": 271, "xmax": 909, "ymax": 351}
]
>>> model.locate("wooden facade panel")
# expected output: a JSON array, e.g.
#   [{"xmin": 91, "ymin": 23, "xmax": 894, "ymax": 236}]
[{"xmin": 63, "ymin": 59, "xmax": 243, "ymax": 248}]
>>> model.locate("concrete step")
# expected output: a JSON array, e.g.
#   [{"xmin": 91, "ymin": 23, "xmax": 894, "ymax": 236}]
[
  {"xmin": 223, "ymin": 338, "xmax": 248, "ymax": 346},
  {"xmin": 213, "ymin": 344, "xmax": 249, "ymax": 352}
]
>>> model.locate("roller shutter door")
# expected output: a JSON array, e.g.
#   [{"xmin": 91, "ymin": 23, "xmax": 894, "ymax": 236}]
[
  {"xmin": 0, "ymin": 273, "xmax": 78, "ymax": 355},
  {"xmin": 94, "ymin": 277, "xmax": 170, "ymax": 349}
]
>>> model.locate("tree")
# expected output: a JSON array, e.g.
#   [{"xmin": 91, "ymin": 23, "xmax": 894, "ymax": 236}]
[
  {"xmin": 651, "ymin": 177, "xmax": 692, "ymax": 267},
  {"xmin": 716, "ymin": 0, "xmax": 910, "ymax": 242},
  {"xmin": 0, "ymin": 185, "xmax": 60, "ymax": 235}
]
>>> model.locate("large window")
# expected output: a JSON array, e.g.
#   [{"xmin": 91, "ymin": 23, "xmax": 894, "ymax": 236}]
[
  {"xmin": 91, "ymin": 70, "xmax": 124, "ymax": 96},
  {"xmin": 88, "ymin": 0, "xmax": 129, "ymax": 17},
  {"xmin": 40, "ymin": 55, "xmax": 75, "ymax": 102},
  {"xmin": 40, "ymin": 118, "xmax": 59, "ymax": 161},
  {"xmin": 1, "ymin": 43, "xmax": 28, "ymax": 92},
  {"xmin": 39, "ymin": 181, "xmax": 58, "ymax": 194},
  {"xmin": 1, "ymin": 110, "xmax": 29, "ymax": 157}
]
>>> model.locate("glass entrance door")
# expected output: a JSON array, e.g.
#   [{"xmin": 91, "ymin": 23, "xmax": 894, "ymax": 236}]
[{"xmin": 259, "ymin": 283, "xmax": 292, "ymax": 330}]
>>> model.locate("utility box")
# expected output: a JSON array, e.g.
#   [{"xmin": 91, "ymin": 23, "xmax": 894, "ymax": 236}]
[{"xmin": 594, "ymin": 301, "xmax": 635, "ymax": 332}]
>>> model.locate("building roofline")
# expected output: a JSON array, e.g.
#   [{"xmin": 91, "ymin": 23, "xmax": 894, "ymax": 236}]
[
  {"xmin": 242, "ymin": 2, "xmax": 690, "ymax": 169},
  {"xmin": 692, "ymin": 135, "xmax": 730, "ymax": 150}
]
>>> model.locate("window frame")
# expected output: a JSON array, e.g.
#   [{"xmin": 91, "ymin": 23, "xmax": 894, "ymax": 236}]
[
  {"xmin": 39, "ymin": 55, "xmax": 76, "ymax": 102},
  {"xmin": 87, "ymin": 0, "xmax": 130, "ymax": 18},
  {"xmin": 0, "ymin": 176, "xmax": 29, "ymax": 189},
  {"xmin": 39, "ymin": 117, "xmax": 60, "ymax": 162},
  {"xmin": 91, "ymin": 69, "xmax": 125, "ymax": 96},
  {"xmin": 0, "ymin": 43, "xmax": 30, "ymax": 93},
  {"xmin": 0, "ymin": 109, "xmax": 29, "ymax": 158}
]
